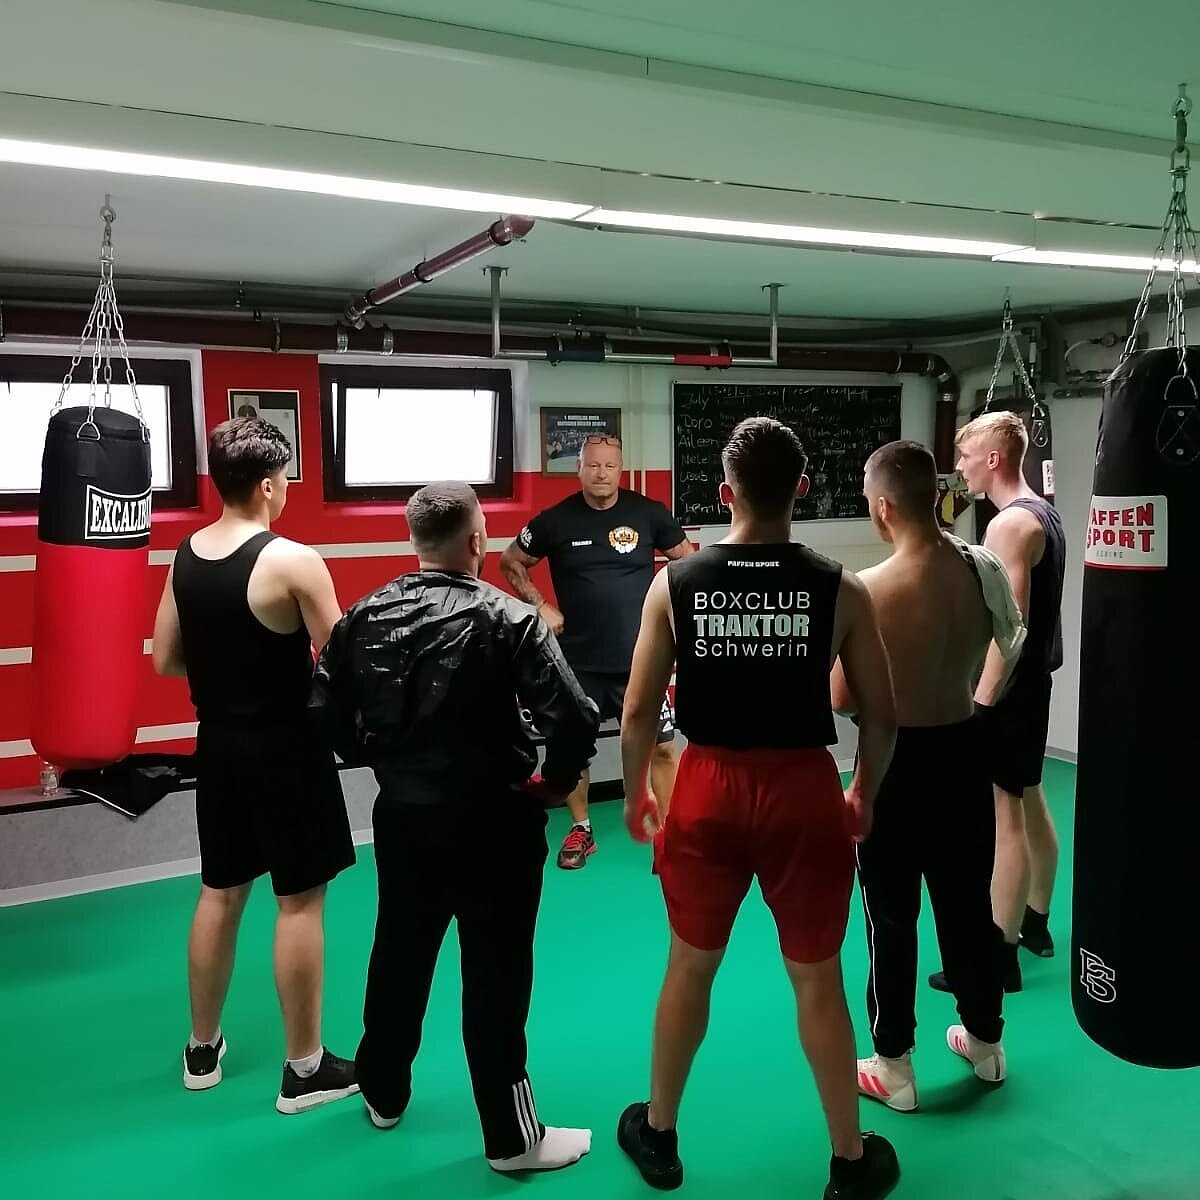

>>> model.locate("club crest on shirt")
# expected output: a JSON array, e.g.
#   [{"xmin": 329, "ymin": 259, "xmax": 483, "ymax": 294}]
[
  {"xmin": 609, "ymin": 525, "xmax": 639, "ymax": 554},
  {"xmin": 518, "ymin": 525, "xmax": 533, "ymax": 550}
]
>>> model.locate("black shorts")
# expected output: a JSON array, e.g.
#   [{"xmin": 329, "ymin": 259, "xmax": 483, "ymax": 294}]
[
  {"xmin": 195, "ymin": 718, "xmax": 356, "ymax": 897},
  {"xmin": 978, "ymin": 673, "xmax": 1053, "ymax": 796},
  {"xmin": 574, "ymin": 669, "xmax": 675, "ymax": 745}
]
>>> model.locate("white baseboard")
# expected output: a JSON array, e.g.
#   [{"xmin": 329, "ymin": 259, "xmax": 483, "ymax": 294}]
[{"xmin": 1046, "ymin": 746, "xmax": 1078, "ymax": 764}]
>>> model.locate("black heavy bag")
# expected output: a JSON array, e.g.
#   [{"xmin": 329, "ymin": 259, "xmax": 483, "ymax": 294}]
[
  {"xmin": 1073, "ymin": 347, "xmax": 1200, "ymax": 1069},
  {"xmin": 30, "ymin": 406, "xmax": 152, "ymax": 769},
  {"xmin": 971, "ymin": 393, "xmax": 1055, "ymax": 540}
]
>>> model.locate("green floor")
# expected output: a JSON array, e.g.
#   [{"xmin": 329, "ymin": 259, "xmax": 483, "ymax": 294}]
[{"xmin": 2, "ymin": 759, "xmax": 1195, "ymax": 1199}]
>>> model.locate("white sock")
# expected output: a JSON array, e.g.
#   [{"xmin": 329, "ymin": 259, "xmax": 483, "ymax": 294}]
[
  {"xmin": 288, "ymin": 1047, "xmax": 324, "ymax": 1078},
  {"xmin": 489, "ymin": 1126, "xmax": 592, "ymax": 1172},
  {"xmin": 574, "ymin": 820, "xmax": 591, "ymax": 832},
  {"xmin": 188, "ymin": 1028, "xmax": 221, "ymax": 1050}
]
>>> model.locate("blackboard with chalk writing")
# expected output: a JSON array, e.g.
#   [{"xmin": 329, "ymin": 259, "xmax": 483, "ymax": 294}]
[{"xmin": 671, "ymin": 382, "xmax": 903, "ymax": 526}]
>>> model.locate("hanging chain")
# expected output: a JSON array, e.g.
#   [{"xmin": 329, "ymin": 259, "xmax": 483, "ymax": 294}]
[
  {"xmin": 51, "ymin": 197, "xmax": 148, "ymax": 441},
  {"xmin": 984, "ymin": 294, "xmax": 1037, "ymax": 410},
  {"xmin": 1120, "ymin": 84, "xmax": 1197, "ymax": 378}
]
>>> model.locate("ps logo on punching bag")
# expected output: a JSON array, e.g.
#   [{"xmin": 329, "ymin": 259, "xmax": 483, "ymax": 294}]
[
  {"xmin": 84, "ymin": 484, "xmax": 152, "ymax": 542},
  {"xmin": 1079, "ymin": 948, "xmax": 1118, "ymax": 1004}
]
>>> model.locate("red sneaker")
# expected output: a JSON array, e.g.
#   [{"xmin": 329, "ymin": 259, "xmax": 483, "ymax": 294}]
[{"xmin": 556, "ymin": 825, "xmax": 596, "ymax": 870}]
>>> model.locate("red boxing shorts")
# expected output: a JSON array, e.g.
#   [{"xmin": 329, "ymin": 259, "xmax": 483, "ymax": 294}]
[{"xmin": 654, "ymin": 744, "xmax": 854, "ymax": 964}]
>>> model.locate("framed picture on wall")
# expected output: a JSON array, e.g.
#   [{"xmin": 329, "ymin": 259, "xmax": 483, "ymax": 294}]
[
  {"xmin": 540, "ymin": 407, "xmax": 622, "ymax": 475},
  {"xmin": 228, "ymin": 389, "xmax": 302, "ymax": 481}
]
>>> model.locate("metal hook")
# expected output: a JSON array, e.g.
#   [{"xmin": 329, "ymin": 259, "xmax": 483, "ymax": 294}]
[
  {"xmin": 100, "ymin": 194, "xmax": 115, "ymax": 249},
  {"xmin": 1173, "ymin": 82, "xmax": 1192, "ymax": 121}
]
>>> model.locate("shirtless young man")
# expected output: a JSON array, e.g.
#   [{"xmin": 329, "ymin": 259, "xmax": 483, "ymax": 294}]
[{"xmin": 831, "ymin": 440, "xmax": 1024, "ymax": 1112}]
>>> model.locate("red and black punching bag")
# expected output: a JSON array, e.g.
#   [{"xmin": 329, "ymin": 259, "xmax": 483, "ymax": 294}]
[
  {"xmin": 1073, "ymin": 347, "xmax": 1200, "ymax": 1068},
  {"xmin": 31, "ymin": 406, "xmax": 152, "ymax": 769}
]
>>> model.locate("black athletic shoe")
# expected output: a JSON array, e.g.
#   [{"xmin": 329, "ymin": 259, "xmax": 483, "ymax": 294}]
[
  {"xmin": 617, "ymin": 1102, "xmax": 683, "ymax": 1190},
  {"xmin": 183, "ymin": 1036, "xmax": 227, "ymax": 1091},
  {"xmin": 824, "ymin": 1132, "xmax": 900, "ymax": 1200},
  {"xmin": 1019, "ymin": 908, "xmax": 1055, "ymax": 958},
  {"xmin": 276, "ymin": 1048, "xmax": 359, "ymax": 1114},
  {"xmin": 929, "ymin": 959, "xmax": 1022, "ymax": 995}
]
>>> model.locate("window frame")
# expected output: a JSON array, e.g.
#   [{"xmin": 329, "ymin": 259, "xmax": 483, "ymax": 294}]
[
  {"xmin": 319, "ymin": 364, "xmax": 515, "ymax": 502},
  {"xmin": 0, "ymin": 355, "xmax": 198, "ymax": 512}
]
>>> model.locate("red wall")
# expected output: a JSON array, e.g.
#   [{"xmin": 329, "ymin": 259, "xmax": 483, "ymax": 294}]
[{"xmin": 0, "ymin": 348, "xmax": 673, "ymax": 792}]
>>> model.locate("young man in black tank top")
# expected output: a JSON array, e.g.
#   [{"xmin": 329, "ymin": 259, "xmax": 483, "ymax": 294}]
[
  {"xmin": 834, "ymin": 441, "xmax": 1021, "ymax": 1112},
  {"xmin": 932, "ymin": 411, "xmax": 1067, "ymax": 994},
  {"xmin": 616, "ymin": 418, "xmax": 900, "ymax": 1200},
  {"xmin": 152, "ymin": 417, "xmax": 358, "ymax": 1113}
]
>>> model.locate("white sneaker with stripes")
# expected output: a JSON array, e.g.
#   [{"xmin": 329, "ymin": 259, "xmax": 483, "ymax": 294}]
[
  {"xmin": 946, "ymin": 1024, "xmax": 1006, "ymax": 1083},
  {"xmin": 856, "ymin": 1051, "xmax": 918, "ymax": 1112}
]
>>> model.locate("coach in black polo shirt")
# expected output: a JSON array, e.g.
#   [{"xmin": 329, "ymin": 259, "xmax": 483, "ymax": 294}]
[{"xmin": 501, "ymin": 433, "xmax": 694, "ymax": 869}]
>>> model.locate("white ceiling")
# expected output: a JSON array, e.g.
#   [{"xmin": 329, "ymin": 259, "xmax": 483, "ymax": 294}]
[{"xmin": 0, "ymin": 0, "xmax": 1196, "ymax": 326}]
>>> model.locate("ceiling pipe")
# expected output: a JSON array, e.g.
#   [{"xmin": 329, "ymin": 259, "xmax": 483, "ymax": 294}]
[
  {"xmin": 489, "ymin": 266, "xmax": 783, "ymax": 368},
  {"xmin": 0, "ymin": 301, "xmax": 959, "ymax": 471},
  {"xmin": 484, "ymin": 269, "xmax": 957, "ymax": 470},
  {"xmin": 343, "ymin": 215, "xmax": 535, "ymax": 329}
]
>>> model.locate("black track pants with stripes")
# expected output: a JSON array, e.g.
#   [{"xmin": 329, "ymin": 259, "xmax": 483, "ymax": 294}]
[
  {"xmin": 855, "ymin": 720, "xmax": 1005, "ymax": 1058},
  {"xmin": 356, "ymin": 791, "xmax": 549, "ymax": 1160}
]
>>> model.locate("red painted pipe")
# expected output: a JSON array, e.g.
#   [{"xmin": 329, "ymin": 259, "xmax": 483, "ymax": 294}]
[
  {"xmin": 344, "ymin": 215, "xmax": 536, "ymax": 327},
  {"xmin": 673, "ymin": 353, "xmax": 734, "ymax": 367}
]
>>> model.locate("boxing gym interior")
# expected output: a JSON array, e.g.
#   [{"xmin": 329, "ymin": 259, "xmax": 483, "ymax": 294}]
[{"xmin": 0, "ymin": 3, "xmax": 1196, "ymax": 1198}]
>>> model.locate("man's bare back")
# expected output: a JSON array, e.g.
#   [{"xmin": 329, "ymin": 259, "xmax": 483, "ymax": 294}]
[{"xmin": 859, "ymin": 536, "xmax": 992, "ymax": 727}]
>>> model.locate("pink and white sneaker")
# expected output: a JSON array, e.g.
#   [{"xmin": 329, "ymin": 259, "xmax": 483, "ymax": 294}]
[
  {"xmin": 946, "ymin": 1025, "xmax": 1006, "ymax": 1083},
  {"xmin": 856, "ymin": 1051, "xmax": 918, "ymax": 1112}
]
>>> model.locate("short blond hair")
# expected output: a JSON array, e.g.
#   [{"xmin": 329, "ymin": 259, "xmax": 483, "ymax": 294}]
[{"xmin": 955, "ymin": 410, "xmax": 1027, "ymax": 468}]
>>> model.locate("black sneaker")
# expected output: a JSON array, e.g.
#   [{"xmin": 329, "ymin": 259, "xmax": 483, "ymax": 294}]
[
  {"xmin": 1019, "ymin": 927, "xmax": 1054, "ymax": 957},
  {"xmin": 183, "ymin": 1036, "xmax": 227, "ymax": 1091},
  {"xmin": 824, "ymin": 1132, "xmax": 900, "ymax": 1200},
  {"xmin": 1019, "ymin": 909, "xmax": 1055, "ymax": 958},
  {"xmin": 929, "ymin": 961, "xmax": 1022, "ymax": 994},
  {"xmin": 617, "ymin": 1102, "xmax": 683, "ymax": 1190},
  {"xmin": 276, "ymin": 1048, "xmax": 359, "ymax": 1114}
]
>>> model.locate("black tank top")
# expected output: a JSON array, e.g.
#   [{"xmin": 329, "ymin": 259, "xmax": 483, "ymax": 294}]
[
  {"xmin": 668, "ymin": 543, "xmax": 842, "ymax": 749},
  {"xmin": 172, "ymin": 530, "xmax": 314, "ymax": 724},
  {"xmin": 1006, "ymin": 497, "xmax": 1066, "ymax": 679}
]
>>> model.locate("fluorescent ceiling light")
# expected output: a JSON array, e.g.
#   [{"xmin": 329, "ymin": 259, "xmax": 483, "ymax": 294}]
[
  {"xmin": 576, "ymin": 207, "xmax": 1024, "ymax": 257},
  {"xmin": 6, "ymin": 136, "xmax": 1188, "ymax": 271},
  {"xmin": 0, "ymin": 137, "xmax": 592, "ymax": 220},
  {"xmin": 993, "ymin": 247, "xmax": 1199, "ymax": 273}
]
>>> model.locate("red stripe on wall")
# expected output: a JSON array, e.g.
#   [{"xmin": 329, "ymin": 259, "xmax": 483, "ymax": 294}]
[
  {"xmin": 0, "ymin": 664, "xmax": 32, "ymax": 742},
  {"xmin": 0, "ymin": 572, "xmax": 35, "ymax": 648},
  {"xmin": 0, "ymin": 759, "xmax": 35, "ymax": 791}
]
